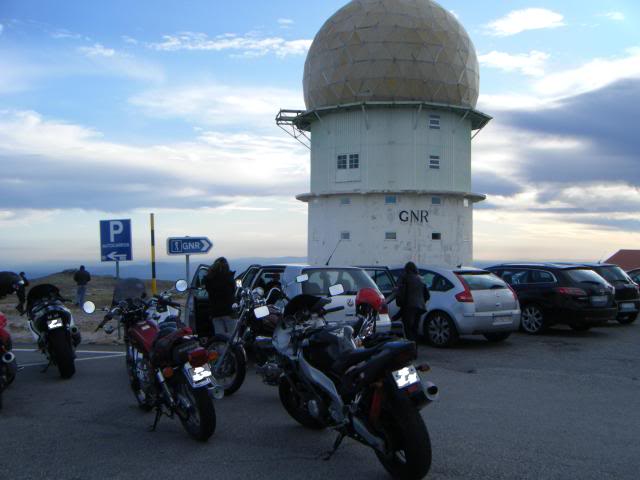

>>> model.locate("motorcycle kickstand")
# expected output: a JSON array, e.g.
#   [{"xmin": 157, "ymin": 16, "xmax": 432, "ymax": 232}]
[
  {"xmin": 149, "ymin": 407, "xmax": 162, "ymax": 432},
  {"xmin": 322, "ymin": 432, "xmax": 346, "ymax": 461}
]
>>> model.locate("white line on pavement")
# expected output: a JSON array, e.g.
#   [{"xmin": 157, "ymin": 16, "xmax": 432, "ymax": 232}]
[
  {"xmin": 13, "ymin": 348, "xmax": 124, "ymax": 354},
  {"xmin": 18, "ymin": 353, "xmax": 125, "ymax": 368}
]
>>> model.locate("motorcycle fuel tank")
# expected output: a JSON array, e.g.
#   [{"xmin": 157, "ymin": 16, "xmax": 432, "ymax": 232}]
[{"xmin": 128, "ymin": 320, "xmax": 159, "ymax": 354}]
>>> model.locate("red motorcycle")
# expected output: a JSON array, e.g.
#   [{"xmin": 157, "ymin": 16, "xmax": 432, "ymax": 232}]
[
  {"xmin": 86, "ymin": 278, "xmax": 221, "ymax": 441},
  {"xmin": 0, "ymin": 311, "xmax": 18, "ymax": 410}
]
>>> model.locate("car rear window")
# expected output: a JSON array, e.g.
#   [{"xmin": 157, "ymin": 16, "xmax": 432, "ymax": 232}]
[
  {"xmin": 594, "ymin": 266, "xmax": 631, "ymax": 284},
  {"xmin": 458, "ymin": 272, "xmax": 508, "ymax": 290},
  {"xmin": 565, "ymin": 269, "xmax": 608, "ymax": 285},
  {"xmin": 302, "ymin": 268, "xmax": 378, "ymax": 296}
]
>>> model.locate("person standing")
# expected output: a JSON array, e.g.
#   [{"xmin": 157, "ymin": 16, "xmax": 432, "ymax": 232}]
[
  {"xmin": 73, "ymin": 265, "xmax": 91, "ymax": 306},
  {"xmin": 15, "ymin": 272, "xmax": 29, "ymax": 314},
  {"xmin": 204, "ymin": 257, "xmax": 236, "ymax": 335},
  {"xmin": 396, "ymin": 262, "xmax": 430, "ymax": 341}
]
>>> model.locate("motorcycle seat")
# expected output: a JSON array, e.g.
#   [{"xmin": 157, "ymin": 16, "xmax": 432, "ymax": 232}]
[
  {"xmin": 156, "ymin": 322, "xmax": 178, "ymax": 339},
  {"xmin": 332, "ymin": 346, "xmax": 382, "ymax": 373}
]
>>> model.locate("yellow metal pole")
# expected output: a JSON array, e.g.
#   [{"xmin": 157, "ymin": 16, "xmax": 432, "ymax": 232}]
[{"xmin": 150, "ymin": 213, "xmax": 157, "ymax": 295}]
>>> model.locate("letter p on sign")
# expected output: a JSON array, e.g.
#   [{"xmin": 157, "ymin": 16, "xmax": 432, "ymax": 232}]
[{"xmin": 110, "ymin": 221, "xmax": 124, "ymax": 242}]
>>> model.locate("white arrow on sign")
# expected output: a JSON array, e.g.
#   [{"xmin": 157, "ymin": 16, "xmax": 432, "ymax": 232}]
[
  {"xmin": 106, "ymin": 252, "xmax": 128, "ymax": 261},
  {"xmin": 200, "ymin": 238, "xmax": 212, "ymax": 252}
]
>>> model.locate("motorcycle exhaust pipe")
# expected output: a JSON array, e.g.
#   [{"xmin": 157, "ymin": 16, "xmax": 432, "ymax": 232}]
[
  {"xmin": 208, "ymin": 381, "xmax": 225, "ymax": 401},
  {"xmin": 2, "ymin": 351, "xmax": 16, "ymax": 364},
  {"xmin": 424, "ymin": 381, "xmax": 439, "ymax": 402}
]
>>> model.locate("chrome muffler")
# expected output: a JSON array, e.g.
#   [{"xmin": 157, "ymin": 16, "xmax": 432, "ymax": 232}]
[{"xmin": 424, "ymin": 381, "xmax": 439, "ymax": 402}]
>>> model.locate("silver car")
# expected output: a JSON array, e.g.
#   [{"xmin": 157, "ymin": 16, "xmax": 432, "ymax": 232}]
[{"xmin": 388, "ymin": 266, "xmax": 521, "ymax": 347}]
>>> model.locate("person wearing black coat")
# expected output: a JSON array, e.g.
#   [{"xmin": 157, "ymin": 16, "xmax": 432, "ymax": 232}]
[
  {"xmin": 0, "ymin": 271, "xmax": 21, "ymax": 300},
  {"xmin": 16, "ymin": 272, "xmax": 29, "ymax": 314},
  {"xmin": 396, "ymin": 262, "xmax": 430, "ymax": 341},
  {"xmin": 204, "ymin": 257, "xmax": 236, "ymax": 333}
]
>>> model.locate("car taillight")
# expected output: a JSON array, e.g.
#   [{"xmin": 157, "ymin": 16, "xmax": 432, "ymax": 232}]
[
  {"xmin": 555, "ymin": 287, "xmax": 587, "ymax": 297},
  {"xmin": 455, "ymin": 275, "xmax": 473, "ymax": 303},
  {"xmin": 188, "ymin": 348, "xmax": 209, "ymax": 367}
]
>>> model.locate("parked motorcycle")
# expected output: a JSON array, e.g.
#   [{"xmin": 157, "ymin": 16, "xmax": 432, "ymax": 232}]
[
  {"xmin": 23, "ymin": 284, "xmax": 81, "ymax": 379},
  {"xmin": 0, "ymin": 311, "xmax": 18, "ymax": 410},
  {"xmin": 85, "ymin": 278, "xmax": 222, "ymax": 441},
  {"xmin": 145, "ymin": 288, "xmax": 183, "ymax": 325},
  {"xmin": 266, "ymin": 276, "xmax": 438, "ymax": 479},
  {"xmin": 206, "ymin": 286, "xmax": 282, "ymax": 396}
]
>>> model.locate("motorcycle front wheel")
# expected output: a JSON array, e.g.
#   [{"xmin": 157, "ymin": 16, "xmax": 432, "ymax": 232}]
[
  {"xmin": 48, "ymin": 329, "xmax": 75, "ymax": 379},
  {"xmin": 126, "ymin": 346, "xmax": 154, "ymax": 411},
  {"xmin": 374, "ymin": 393, "xmax": 432, "ymax": 480},
  {"xmin": 177, "ymin": 374, "xmax": 216, "ymax": 442},
  {"xmin": 278, "ymin": 377, "xmax": 325, "ymax": 430},
  {"xmin": 206, "ymin": 334, "xmax": 246, "ymax": 396}
]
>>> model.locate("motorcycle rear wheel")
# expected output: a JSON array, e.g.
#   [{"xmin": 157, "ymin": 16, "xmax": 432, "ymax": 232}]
[
  {"xmin": 177, "ymin": 374, "xmax": 216, "ymax": 442},
  {"xmin": 48, "ymin": 329, "xmax": 75, "ymax": 379},
  {"xmin": 206, "ymin": 334, "xmax": 246, "ymax": 396},
  {"xmin": 278, "ymin": 377, "xmax": 325, "ymax": 430},
  {"xmin": 374, "ymin": 393, "xmax": 432, "ymax": 479}
]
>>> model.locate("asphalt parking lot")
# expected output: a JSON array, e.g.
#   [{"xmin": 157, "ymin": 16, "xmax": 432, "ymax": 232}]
[{"xmin": 1, "ymin": 323, "xmax": 639, "ymax": 480}]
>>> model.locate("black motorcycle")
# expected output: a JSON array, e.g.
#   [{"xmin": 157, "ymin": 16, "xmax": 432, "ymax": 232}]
[
  {"xmin": 24, "ymin": 284, "xmax": 81, "ymax": 379},
  {"xmin": 270, "ymin": 286, "xmax": 438, "ymax": 479}
]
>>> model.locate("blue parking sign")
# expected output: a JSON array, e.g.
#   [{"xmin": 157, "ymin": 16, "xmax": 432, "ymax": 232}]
[{"xmin": 100, "ymin": 219, "xmax": 132, "ymax": 262}]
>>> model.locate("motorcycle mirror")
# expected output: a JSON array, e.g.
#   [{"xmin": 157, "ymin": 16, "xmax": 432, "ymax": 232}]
[
  {"xmin": 175, "ymin": 279, "xmax": 188, "ymax": 292},
  {"xmin": 329, "ymin": 284, "xmax": 345, "ymax": 297},
  {"xmin": 103, "ymin": 324, "xmax": 116, "ymax": 335},
  {"xmin": 82, "ymin": 301, "xmax": 96, "ymax": 314},
  {"xmin": 254, "ymin": 306, "xmax": 270, "ymax": 319},
  {"xmin": 235, "ymin": 279, "xmax": 242, "ymax": 288},
  {"xmin": 296, "ymin": 274, "xmax": 309, "ymax": 284}
]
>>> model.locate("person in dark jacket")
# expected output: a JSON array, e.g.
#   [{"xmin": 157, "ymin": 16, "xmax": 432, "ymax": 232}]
[
  {"xmin": 0, "ymin": 271, "xmax": 21, "ymax": 300},
  {"xmin": 15, "ymin": 272, "xmax": 29, "ymax": 314},
  {"xmin": 204, "ymin": 257, "xmax": 236, "ymax": 334},
  {"xmin": 396, "ymin": 262, "xmax": 430, "ymax": 341},
  {"xmin": 73, "ymin": 265, "xmax": 91, "ymax": 306}
]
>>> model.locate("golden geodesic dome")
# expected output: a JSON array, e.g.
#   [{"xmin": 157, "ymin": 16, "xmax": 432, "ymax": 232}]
[{"xmin": 303, "ymin": 0, "xmax": 480, "ymax": 110}]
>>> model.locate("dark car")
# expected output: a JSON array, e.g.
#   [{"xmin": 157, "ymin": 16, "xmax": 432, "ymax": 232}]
[
  {"xmin": 487, "ymin": 263, "xmax": 617, "ymax": 334},
  {"xmin": 574, "ymin": 263, "xmax": 640, "ymax": 325},
  {"xmin": 628, "ymin": 269, "xmax": 640, "ymax": 285}
]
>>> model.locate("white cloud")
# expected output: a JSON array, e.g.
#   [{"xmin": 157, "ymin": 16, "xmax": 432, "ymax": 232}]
[
  {"xmin": 51, "ymin": 28, "xmax": 87, "ymax": 41},
  {"xmin": 0, "ymin": 24, "xmax": 4, "ymax": 35},
  {"xmin": 479, "ymin": 50, "xmax": 550, "ymax": 77},
  {"xmin": 148, "ymin": 32, "xmax": 312, "ymax": 58},
  {"xmin": 534, "ymin": 47, "xmax": 640, "ymax": 98},
  {"xmin": 78, "ymin": 43, "xmax": 116, "ymax": 57},
  {"xmin": 122, "ymin": 35, "xmax": 138, "ymax": 45},
  {"xmin": 130, "ymin": 83, "xmax": 304, "ymax": 128},
  {"xmin": 601, "ymin": 11, "xmax": 625, "ymax": 21},
  {"xmin": 278, "ymin": 18, "xmax": 294, "ymax": 28},
  {"xmin": 485, "ymin": 8, "xmax": 565, "ymax": 36}
]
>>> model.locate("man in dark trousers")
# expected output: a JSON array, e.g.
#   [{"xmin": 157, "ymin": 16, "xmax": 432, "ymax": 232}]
[
  {"xmin": 16, "ymin": 272, "xmax": 29, "ymax": 314},
  {"xmin": 396, "ymin": 262, "xmax": 430, "ymax": 341},
  {"xmin": 73, "ymin": 265, "xmax": 91, "ymax": 306}
]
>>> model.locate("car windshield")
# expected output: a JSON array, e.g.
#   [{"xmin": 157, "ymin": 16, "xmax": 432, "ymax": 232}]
[
  {"xmin": 112, "ymin": 278, "xmax": 147, "ymax": 305},
  {"xmin": 595, "ymin": 266, "xmax": 631, "ymax": 284},
  {"xmin": 302, "ymin": 268, "xmax": 378, "ymax": 296},
  {"xmin": 565, "ymin": 269, "xmax": 608, "ymax": 285},
  {"xmin": 458, "ymin": 272, "xmax": 508, "ymax": 290}
]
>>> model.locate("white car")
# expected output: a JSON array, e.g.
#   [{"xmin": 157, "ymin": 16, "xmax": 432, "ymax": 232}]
[
  {"xmin": 387, "ymin": 265, "xmax": 521, "ymax": 347},
  {"xmin": 279, "ymin": 265, "xmax": 392, "ymax": 332}
]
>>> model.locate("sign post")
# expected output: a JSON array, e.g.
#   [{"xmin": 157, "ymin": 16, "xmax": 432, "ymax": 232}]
[
  {"xmin": 167, "ymin": 237, "xmax": 213, "ymax": 280},
  {"xmin": 150, "ymin": 214, "xmax": 157, "ymax": 295},
  {"xmin": 100, "ymin": 219, "xmax": 133, "ymax": 278}
]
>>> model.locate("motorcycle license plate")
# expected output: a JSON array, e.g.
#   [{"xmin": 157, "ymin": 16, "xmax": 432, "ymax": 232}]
[
  {"xmin": 185, "ymin": 363, "xmax": 213, "ymax": 386},
  {"xmin": 392, "ymin": 365, "xmax": 420, "ymax": 389},
  {"xmin": 47, "ymin": 318, "xmax": 64, "ymax": 329}
]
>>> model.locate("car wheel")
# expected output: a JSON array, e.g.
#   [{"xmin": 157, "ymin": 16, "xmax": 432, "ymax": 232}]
[
  {"xmin": 520, "ymin": 304, "xmax": 545, "ymax": 334},
  {"xmin": 426, "ymin": 312, "xmax": 458, "ymax": 348}
]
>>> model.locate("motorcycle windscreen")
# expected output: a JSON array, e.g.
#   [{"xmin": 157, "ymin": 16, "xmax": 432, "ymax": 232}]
[
  {"xmin": 112, "ymin": 278, "xmax": 147, "ymax": 306},
  {"xmin": 26, "ymin": 284, "xmax": 62, "ymax": 310}
]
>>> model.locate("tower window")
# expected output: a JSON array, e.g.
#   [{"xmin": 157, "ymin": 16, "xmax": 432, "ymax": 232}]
[
  {"xmin": 349, "ymin": 154, "xmax": 360, "ymax": 169},
  {"xmin": 432, "ymin": 233, "xmax": 442, "ymax": 241},
  {"xmin": 340, "ymin": 197, "xmax": 351, "ymax": 205},
  {"xmin": 432, "ymin": 196, "xmax": 442, "ymax": 205},
  {"xmin": 337, "ymin": 155, "xmax": 348, "ymax": 170},
  {"xmin": 464, "ymin": 199, "xmax": 470, "ymax": 207},
  {"xmin": 385, "ymin": 195, "xmax": 397, "ymax": 205},
  {"xmin": 429, "ymin": 115, "xmax": 441, "ymax": 130},
  {"xmin": 385, "ymin": 232, "xmax": 397, "ymax": 240},
  {"xmin": 429, "ymin": 155, "xmax": 440, "ymax": 170},
  {"xmin": 340, "ymin": 231, "xmax": 351, "ymax": 241}
]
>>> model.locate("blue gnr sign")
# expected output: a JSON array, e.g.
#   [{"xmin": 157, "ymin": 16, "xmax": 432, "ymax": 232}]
[{"xmin": 167, "ymin": 237, "xmax": 213, "ymax": 256}]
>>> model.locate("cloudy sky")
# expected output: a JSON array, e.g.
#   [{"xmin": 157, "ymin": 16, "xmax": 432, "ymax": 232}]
[{"xmin": 0, "ymin": 0, "xmax": 638, "ymax": 271}]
